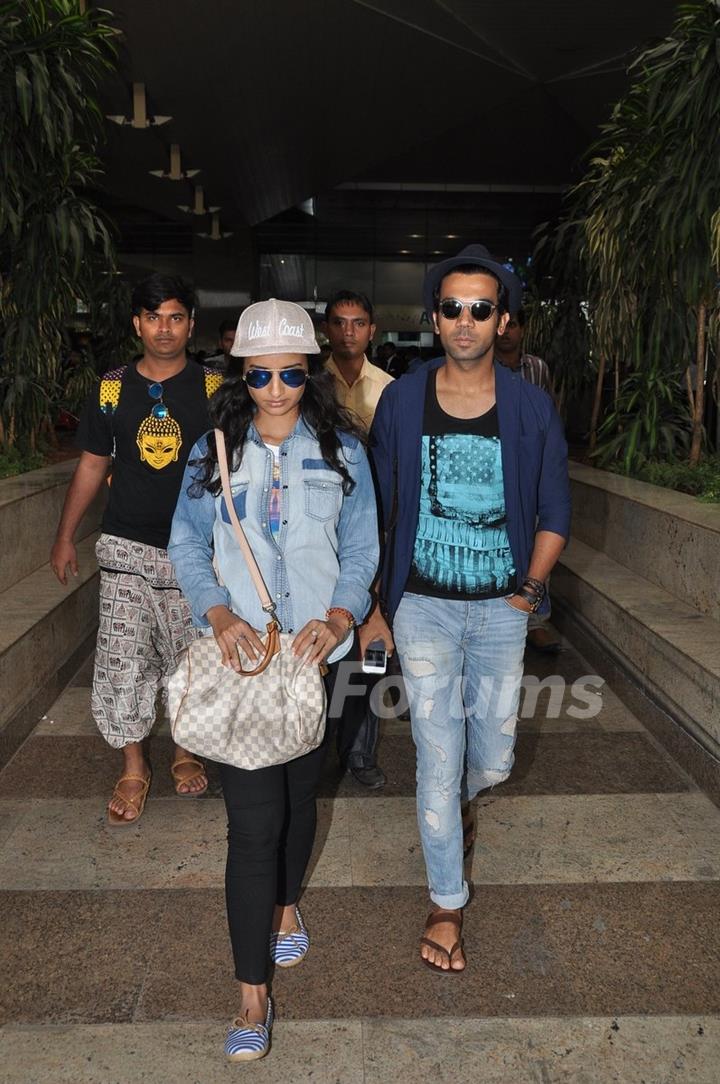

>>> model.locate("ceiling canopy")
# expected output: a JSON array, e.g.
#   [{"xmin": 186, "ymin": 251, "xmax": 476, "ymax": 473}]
[{"xmin": 98, "ymin": 0, "xmax": 679, "ymax": 262}]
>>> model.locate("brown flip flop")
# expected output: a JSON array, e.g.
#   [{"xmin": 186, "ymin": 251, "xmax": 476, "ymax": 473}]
[
  {"xmin": 420, "ymin": 909, "xmax": 465, "ymax": 974},
  {"xmin": 107, "ymin": 773, "xmax": 151, "ymax": 826}
]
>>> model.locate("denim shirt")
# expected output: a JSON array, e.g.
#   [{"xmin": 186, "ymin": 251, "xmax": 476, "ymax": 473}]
[{"xmin": 168, "ymin": 418, "xmax": 379, "ymax": 663}]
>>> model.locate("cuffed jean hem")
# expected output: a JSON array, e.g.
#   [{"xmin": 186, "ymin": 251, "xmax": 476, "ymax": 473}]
[{"xmin": 429, "ymin": 883, "xmax": 470, "ymax": 910}]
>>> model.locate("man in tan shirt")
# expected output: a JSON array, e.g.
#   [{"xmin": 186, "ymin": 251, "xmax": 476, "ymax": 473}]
[
  {"xmin": 324, "ymin": 290, "xmax": 394, "ymax": 430},
  {"xmin": 323, "ymin": 290, "xmax": 393, "ymax": 787}
]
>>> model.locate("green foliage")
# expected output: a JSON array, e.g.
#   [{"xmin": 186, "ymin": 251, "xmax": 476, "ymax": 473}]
[
  {"xmin": 84, "ymin": 274, "xmax": 137, "ymax": 373},
  {"xmin": 0, "ymin": 0, "xmax": 120, "ymax": 449},
  {"xmin": 525, "ymin": 220, "xmax": 595, "ymax": 419},
  {"xmin": 0, "ymin": 446, "xmax": 46, "ymax": 480},
  {"xmin": 579, "ymin": 1, "xmax": 720, "ymax": 355},
  {"xmin": 633, "ymin": 456, "xmax": 720, "ymax": 502},
  {"xmin": 592, "ymin": 360, "xmax": 693, "ymax": 473},
  {"xmin": 533, "ymin": 1, "xmax": 720, "ymax": 459}
]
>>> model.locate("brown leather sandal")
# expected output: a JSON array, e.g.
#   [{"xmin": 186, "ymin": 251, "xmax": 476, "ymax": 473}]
[
  {"xmin": 420, "ymin": 909, "xmax": 466, "ymax": 974},
  {"xmin": 171, "ymin": 756, "xmax": 208, "ymax": 797},
  {"xmin": 107, "ymin": 773, "xmax": 151, "ymax": 826}
]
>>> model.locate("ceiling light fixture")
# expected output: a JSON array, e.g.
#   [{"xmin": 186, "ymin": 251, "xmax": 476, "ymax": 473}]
[
  {"xmin": 149, "ymin": 143, "xmax": 199, "ymax": 180},
  {"xmin": 409, "ymin": 233, "xmax": 422, "ymax": 239},
  {"xmin": 197, "ymin": 212, "xmax": 233, "ymax": 241},
  {"xmin": 106, "ymin": 83, "xmax": 171, "ymax": 128},
  {"xmin": 178, "ymin": 186, "xmax": 220, "ymax": 216}
]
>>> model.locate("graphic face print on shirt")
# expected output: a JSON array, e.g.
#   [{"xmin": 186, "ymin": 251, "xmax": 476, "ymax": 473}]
[{"xmin": 135, "ymin": 412, "xmax": 183, "ymax": 470}]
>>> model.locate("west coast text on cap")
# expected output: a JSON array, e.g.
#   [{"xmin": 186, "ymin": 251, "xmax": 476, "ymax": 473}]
[{"xmin": 231, "ymin": 298, "xmax": 321, "ymax": 357}]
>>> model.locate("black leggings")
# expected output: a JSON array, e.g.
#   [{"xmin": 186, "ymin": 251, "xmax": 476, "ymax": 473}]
[{"xmin": 218, "ymin": 653, "xmax": 352, "ymax": 985}]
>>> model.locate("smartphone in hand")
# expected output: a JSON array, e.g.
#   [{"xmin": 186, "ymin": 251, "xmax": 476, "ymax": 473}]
[{"xmin": 362, "ymin": 639, "xmax": 387, "ymax": 674}]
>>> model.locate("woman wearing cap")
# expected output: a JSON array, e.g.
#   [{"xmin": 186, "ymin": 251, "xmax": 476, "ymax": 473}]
[{"xmin": 169, "ymin": 299, "xmax": 379, "ymax": 1060}]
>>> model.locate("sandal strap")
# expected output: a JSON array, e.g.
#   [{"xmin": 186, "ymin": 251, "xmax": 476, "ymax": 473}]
[
  {"xmin": 110, "ymin": 775, "xmax": 150, "ymax": 814},
  {"xmin": 425, "ymin": 909, "xmax": 463, "ymax": 932},
  {"xmin": 171, "ymin": 758, "xmax": 207, "ymax": 792},
  {"xmin": 420, "ymin": 936, "xmax": 462, "ymax": 962},
  {"xmin": 171, "ymin": 757, "xmax": 205, "ymax": 776}
]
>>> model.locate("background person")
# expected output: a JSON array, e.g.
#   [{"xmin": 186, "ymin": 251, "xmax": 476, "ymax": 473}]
[
  {"xmin": 496, "ymin": 308, "xmax": 560, "ymax": 652},
  {"xmin": 495, "ymin": 307, "xmax": 555, "ymax": 394},
  {"xmin": 50, "ymin": 273, "xmax": 223, "ymax": 823},
  {"xmin": 205, "ymin": 318, "xmax": 242, "ymax": 376},
  {"xmin": 168, "ymin": 298, "xmax": 378, "ymax": 1061},
  {"xmin": 323, "ymin": 289, "xmax": 394, "ymax": 787}
]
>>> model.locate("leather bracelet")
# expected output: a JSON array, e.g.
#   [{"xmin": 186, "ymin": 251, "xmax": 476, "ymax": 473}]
[
  {"xmin": 523, "ymin": 576, "xmax": 545, "ymax": 598},
  {"xmin": 514, "ymin": 587, "xmax": 542, "ymax": 613},
  {"xmin": 326, "ymin": 607, "xmax": 355, "ymax": 631}
]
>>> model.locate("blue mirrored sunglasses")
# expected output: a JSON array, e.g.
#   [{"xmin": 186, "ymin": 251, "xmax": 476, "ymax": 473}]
[
  {"xmin": 244, "ymin": 368, "xmax": 309, "ymax": 390},
  {"xmin": 148, "ymin": 381, "xmax": 169, "ymax": 418}
]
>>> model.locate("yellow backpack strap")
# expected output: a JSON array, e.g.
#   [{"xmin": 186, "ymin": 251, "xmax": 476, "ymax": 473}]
[
  {"xmin": 100, "ymin": 364, "xmax": 221, "ymax": 414},
  {"xmin": 203, "ymin": 366, "xmax": 224, "ymax": 399},
  {"xmin": 99, "ymin": 365, "xmax": 127, "ymax": 415}
]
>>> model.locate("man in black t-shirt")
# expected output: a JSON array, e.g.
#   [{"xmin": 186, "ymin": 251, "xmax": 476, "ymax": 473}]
[
  {"xmin": 50, "ymin": 273, "xmax": 222, "ymax": 825},
  {"xmin": 366, "ymin": 245, "xmax": 570, "ymax": 974}
]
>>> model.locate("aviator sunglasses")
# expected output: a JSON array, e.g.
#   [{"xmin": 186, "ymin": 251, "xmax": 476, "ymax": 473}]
[
  {"xmin": 147, "ymin": 382, "xmax": 169, "ymax": 418},
  {"xmin": 244, "ymin": 367, "xmax": 309, "ymax": 390},
  {"xmin": 438, "ymin": 298, "xmax": 499, "ymax": 322}
]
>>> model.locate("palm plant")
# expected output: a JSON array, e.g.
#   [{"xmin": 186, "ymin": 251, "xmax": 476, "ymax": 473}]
[
  {"xmin": 525, "ymin": 219, "xmax": 595, "ymax": 425},
  {"xmin": 0, "ymin": 0, "xmax": 119, "ymax": 450},
  {"xmin": 533, "ymin": 1, "xmax": 720, "ymax": 471}
]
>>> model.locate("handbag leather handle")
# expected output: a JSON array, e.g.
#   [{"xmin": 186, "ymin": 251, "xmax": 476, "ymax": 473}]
[{"xmin": 237, "ymin": 619, "xmax": 281, "ymax": 676}]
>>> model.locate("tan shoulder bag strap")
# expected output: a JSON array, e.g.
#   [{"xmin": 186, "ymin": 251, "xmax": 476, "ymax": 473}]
[{"xmin": 215, "ymin": 428, "xmax": 279, "ymax": 675}]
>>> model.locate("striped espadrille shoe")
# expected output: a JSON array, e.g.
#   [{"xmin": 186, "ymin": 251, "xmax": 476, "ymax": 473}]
[
  {"xmin": 269, "ymin": 905, "xmax": 310, "ymax": 968},
  {"xmin": 224, "ymin": 998, "xmax": 273, "ymax": 1062}
]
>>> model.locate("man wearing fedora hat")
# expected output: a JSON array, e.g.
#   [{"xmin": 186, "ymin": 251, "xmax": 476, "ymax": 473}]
[{"xmin": 365, "ymin": 244, "xmax": 571, "ymax": 972}]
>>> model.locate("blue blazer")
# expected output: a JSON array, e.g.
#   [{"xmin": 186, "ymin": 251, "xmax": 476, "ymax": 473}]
[{"xmin": 368, "ymin": 358, "xmax": 572, "ymax": 619}]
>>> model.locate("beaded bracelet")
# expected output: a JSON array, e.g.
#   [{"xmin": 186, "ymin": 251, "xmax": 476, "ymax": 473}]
[{"xmin": 326, "ymin": 607, "xmax": 355, "ymax": 631}]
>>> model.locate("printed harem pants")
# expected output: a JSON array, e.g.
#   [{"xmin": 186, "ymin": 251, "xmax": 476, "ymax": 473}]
[{"xmin": 91, "ymin": 533, "xmax": 200, "ymax": 749}]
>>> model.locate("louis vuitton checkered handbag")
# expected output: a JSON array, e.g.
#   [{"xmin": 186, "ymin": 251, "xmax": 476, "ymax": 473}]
[{"xmin": 167, "ymin": 429, "xmax": 326, "ymax": 769}]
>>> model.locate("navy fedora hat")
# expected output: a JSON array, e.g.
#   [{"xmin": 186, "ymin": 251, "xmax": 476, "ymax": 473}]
[{"xmin": 423, "ymin": 244, "xmax": 522, "ymax": 318}]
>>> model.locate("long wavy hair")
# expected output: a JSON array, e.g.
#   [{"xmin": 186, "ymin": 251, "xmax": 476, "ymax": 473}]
[{"xmin": 190, "ymin": 353, "xmax": 365, "ymax": 497}]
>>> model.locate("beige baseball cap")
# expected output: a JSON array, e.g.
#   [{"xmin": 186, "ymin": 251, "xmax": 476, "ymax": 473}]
[{"xmin": 230, "ymin": 298, "xmax": 320, "ymax": 357}]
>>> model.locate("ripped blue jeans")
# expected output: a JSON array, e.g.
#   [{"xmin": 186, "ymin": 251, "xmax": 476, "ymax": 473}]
[{"xmin": 393, "ymin": 592, "xmax": 528, "ymax": 909}]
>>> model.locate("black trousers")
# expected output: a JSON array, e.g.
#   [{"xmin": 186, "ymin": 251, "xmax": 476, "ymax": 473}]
[
  {"xmin": 219, "ymin": 655, "xmax": 347, "ymax": 985},
  {"xmin": 327, "ymin": 635, "xmax": 375, "ymax": 767}
]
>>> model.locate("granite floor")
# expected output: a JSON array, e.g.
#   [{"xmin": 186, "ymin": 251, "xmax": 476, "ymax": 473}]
[{"xmin": 1, "ymin": 631, "xmax": 719, "ymax": 1083}]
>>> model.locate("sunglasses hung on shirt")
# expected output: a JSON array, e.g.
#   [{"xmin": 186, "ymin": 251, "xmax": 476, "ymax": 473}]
[
  {"xmin": 147, "ymin": 382, "xmax": 169, "ymax": 418},
  {"xmin": 243, "ymin": 368, "xmax": 309, "ymax": 390},
  {"xmin": 438, "ymin": 298, "xmax": 499, "ymax": 322}
]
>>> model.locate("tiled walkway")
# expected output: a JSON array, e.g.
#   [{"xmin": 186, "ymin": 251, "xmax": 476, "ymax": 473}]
[{"xmin": 1, "ymin": 636, "xmax": 719, "ymax": 1082}]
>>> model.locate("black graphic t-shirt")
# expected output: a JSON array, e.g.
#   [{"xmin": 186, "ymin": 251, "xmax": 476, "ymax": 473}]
[
  {"xmin": 76, "ymin": 361, "xmax": 221, "ymax": 549},
  {"xmin": 404, "ymin": 368, "xmax": 516, "ymax": 601}
]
